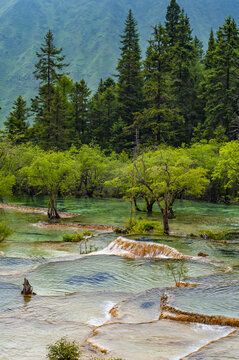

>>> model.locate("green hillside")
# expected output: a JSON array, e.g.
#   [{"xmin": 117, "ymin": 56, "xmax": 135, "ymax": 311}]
[{"xmin": 0, "ymin": 0, "xmax": 238, "ymax": 124}]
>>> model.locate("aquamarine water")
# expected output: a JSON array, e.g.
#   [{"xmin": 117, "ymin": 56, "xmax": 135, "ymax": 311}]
[{"xmin": 0, "ymin": 197, "xmax": 239, "ymax": 359}]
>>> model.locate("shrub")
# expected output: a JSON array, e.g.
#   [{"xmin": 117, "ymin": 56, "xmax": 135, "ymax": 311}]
[
  {"xmin": 62, "ymin": 233, "xmax": 84, "ymax": 242},
  {"xmin": 47, "ymin": 337, "xmax": 81, "ymax": 360},
  {"xmin": 82, "ymin": 230, "xmax": 94, "ymax": 237},
  {"xmin": 125, "ymin": 219, "xmax": 163, "ymax": 235},
  {"xmin": 113, "ymin": 227, "xmax": 126, "ymax": 234},
  {"xmin": 199, "ymin": 229, "xmax": 227, "ymax": 240},
  {"xmin": 165, "ymin": 260, "xmax": 188, "ymax": 286},
  {"xmin": 0, "ymin": 222, "xmax": 13, "ymax": 242}
]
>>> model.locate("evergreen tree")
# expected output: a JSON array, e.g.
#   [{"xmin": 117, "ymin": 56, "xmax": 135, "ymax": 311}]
[
  {"xmin": 32, "ymin": 30, "xmax": 69, "ymax": 149},
  {"xmin": 116, "ymin": 9, "xmax": 143, "ymax": 149},
  {"xmin": 165, "ymin": 0, "xmax": 181, "ymax": 46},
  {"xmin": 204, "ymin": 28, "xmax": 216, "ymax": 69},
  {"xmin": 137, "ymin": 23, "xmax": 183, "ymax": 146},
  {"xmin": 88, "ymin": 78, "xmax": 118, "ymax": 149},
  {"xmin": 4, "ymin": 96, "xmax": 29, "ymax": 142},
  {"xmin": 45, "ymin": 87, "xmax": 71, "ymax": 150},
  {"xmin": 170, "ymin": 10, "xmax": 201, "ymax": 142},
  {"xmin": 203, "ymin": 16, "xmax": 239, "ymax": 138},
  {"xmin": 33, "ymin": 29, "xmax": 68, "ymax": 112},
  {"xmin": 70, "ymin": 79, "xmax": 91, "ymax": 142}
]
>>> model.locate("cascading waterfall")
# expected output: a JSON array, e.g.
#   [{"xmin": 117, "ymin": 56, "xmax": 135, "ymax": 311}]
[{"xmin": 98, "ymin": 236, "xmax": 192, "ymax": 259}]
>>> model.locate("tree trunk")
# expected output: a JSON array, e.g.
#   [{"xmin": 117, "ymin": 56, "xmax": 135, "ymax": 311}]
[
  {"xmin": 48, "ymin": 195, "xmax": 60, "ymax": 220},
  {"xmin": 168, "ymin": 206, "xmax": 175, "ymax": 219},
  {"xmin": 145, "ymin": 198, "xmax": 155, "ymax": 213},
  {"xmin": 134, "ymin": 197, "xmax": 142, "ymax": 212},
  {"xmin": 162, "ymin": 208, "xmax": 169, "ymax": 235},
  {"xmin": 21, "ymin": 278, "xmax": 36, "ymax": 295}
]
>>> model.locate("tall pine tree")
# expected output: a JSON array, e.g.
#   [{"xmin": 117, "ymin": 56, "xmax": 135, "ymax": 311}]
[
  {"xmin": 170, "ymin": 10, "xmax": 201, "ymax": 142},
  {"xmin": 137, "ymin": 23, "xmax": 183, "ymax": 146},
  {"xmin": 4, "ymin": 96, "xmax": 29, "ymax": 142},
  {"xmin": 165, "ymin": 0, "xmax": 181, "ymax": 46},
  {"xmin": 204, "ymin": 28, "xmax": 216, "ymax": 69},
  {"xmin": 32, "ymin": 30, "xmax": 69, "ymax": 149},
  {"xmin": 116, "ymin": 9, "xmax": 143, "ymax": 149},
  {"xmin": 70, "ymin": 79, "xmax": 91, "ymax": 143},
  {"xmin": 203, "ymin": 17, "xmax": 239, "ymax": 138}
]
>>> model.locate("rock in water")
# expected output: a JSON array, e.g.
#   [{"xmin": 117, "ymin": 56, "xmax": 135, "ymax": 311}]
[{"xmin": 21, "ymin": 278, "xmax": 36, "ymax": 295}]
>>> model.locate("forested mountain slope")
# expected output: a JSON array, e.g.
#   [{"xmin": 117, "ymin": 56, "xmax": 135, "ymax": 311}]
[{"xmin": 0, "ymin": 0, "xmax": 238, "ymax": 123}]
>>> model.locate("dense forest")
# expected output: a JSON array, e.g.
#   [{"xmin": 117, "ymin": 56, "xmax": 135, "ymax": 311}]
[{"xmin": 1, "ymin": 0, "xmax": 239, "ymax": 232}]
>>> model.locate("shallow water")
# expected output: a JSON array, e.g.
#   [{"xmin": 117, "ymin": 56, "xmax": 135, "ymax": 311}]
[
  {"xmin": 0, "ymin": 197, "xmax": 239, "ymax": 359},
  {"xmin": 164, "ymin": 271, "xmax": 239, "ymax": 319},
  {"xmin": 88, "ymin": 320, "xmax": 234, "ymax": 360},
  {"xmin": 1, "ymin": 255, "xmax": 218, "ymax": 296}
]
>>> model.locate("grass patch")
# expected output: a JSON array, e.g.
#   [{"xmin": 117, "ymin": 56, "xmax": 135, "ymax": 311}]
[{"xmin": 0, "ymin": 222, "xmax": 13, "ymax": 242}]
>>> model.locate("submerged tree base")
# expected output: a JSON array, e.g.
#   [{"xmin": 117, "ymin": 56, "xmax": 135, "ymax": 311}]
[{"xmin": 21, "ymin": 278, "xmax": 36, "ymax": 296}]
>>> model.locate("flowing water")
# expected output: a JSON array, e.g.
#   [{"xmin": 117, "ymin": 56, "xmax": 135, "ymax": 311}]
[{"xmin": 0, "ymin": 197, "xmax": 239, "ymax": 359}]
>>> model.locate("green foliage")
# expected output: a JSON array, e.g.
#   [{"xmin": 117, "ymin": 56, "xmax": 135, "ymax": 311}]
[
  {"xmin": 70, "ymin": 79, "xmax": 91, "ymax": 142},
  {"xmin": 203, "ymin": 16, "xmax": 239, "ymax": 139},
  {"xmin": 0, "ymin": 0, "xmax": 238, "ymax": 124},
  {"xmin": 19, "ymin": 150, "xmax": 80, "ymax": 219},
  {"xmin": 199, "ymin": 229, "xmax": 227, "ymax": 240},
  {"xmin": 0, "ymin": 222, "xmax": 13, "ymax": 242},
  {"xmin": 47, "ymin": 337, "xmax": 81, "ymax": 360},
  {"xmin": 4, "ymin": 96, "xmax": 29, "ymax": 143},
  {"xmin": 116, "ymin": 9, "xmax": 143, "ymax": 149},
  {"xmin": 213, "ymin": 141, "xmax": 239, "ymax": 193},
  {"xmin": 165, "ymin": 260, "xmax": 188, "ymax": 286},
  {"xmin": 82, "ymin": 230, "xmax": 94, "ymax": 237},
  {"xmin": 125, "ymin": 219, "xmax": 163, "ymax": 235},
  {"xmin": 62, "ymin": 231, "xmax": 94, "ymax": 243},
  {"xmin": 62, "ymin": 233, "xmax": 84, "ymax": 242}
]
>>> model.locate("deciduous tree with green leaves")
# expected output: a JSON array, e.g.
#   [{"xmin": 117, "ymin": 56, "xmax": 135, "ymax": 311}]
[
  {"xmin": 213, "ymin": 141, "xmax": 239, "ymax": 198},
  {"xmin": 19, "ymin": 151, "xmax": 80, "ymax": 219},
  {"xmin": 133, "ymin": 148, "xmax": 209, "ymax": 234}
]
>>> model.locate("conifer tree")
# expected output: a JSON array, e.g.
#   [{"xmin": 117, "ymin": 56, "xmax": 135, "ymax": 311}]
[
  {"xmin": 170, "ymin": 10, "xmax": 201, "ymax": 142},
  {"xmin": 137, "ymin": 23, "xmax": 183, "ymax": 146},
  {"xmin": 4, "ymin": 96, "xmax": 29, "ymax": 142},
  {"xmin": 32, "ymin": 30, "xmax": 69, "ymax": 149},
  {"xmin": 88, "ymin": 78, "xmax": 118, "ymax": 149},
  {"xmin": 204, "ymin": 28, "xmax": 216, "ymax": 69},
  {"xmin": 45, "ymin": 87, "xmax": 71, "ymax": 150},
  {"xmin": 203, "ymin": 16, "xmax": 239, "ymax": 138},
  {"xmin": 165, "ymin": 0, "xmax": 181, "ymax": 46},
  {"xmin": 33, "ymin": 29, "xmax": 68, "ymax": 112},
  {"xmin": 116, "ymin": 9, "xmax": 143, "ymax": 149},
  {"xmin": 70, "ymin": 79, "xmax": 91, "ymax": 141}
]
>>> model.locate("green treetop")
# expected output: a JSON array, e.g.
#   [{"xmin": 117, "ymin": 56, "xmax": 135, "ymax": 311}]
[
  {"xmin": 33, "ymin": 29, "xmax": 68, "ymax": 95},
  {"xmin": 170, "ymin": 10, "xmax": 201, "ymax": 143},
  {"xmin": 133, "ymin": 148, "xmax": 209, "ymax": 234},
  {"xmin": 32, "ymin": 30, "xmax": 69, "ymax": 149},
  {"xmin": 4, "ymin": 96, "xmax": 29, "ymax": 143},
  {"xmin": 19, "ymin": 150, "xmax": 80, "ymax": 219},
  {"xmin": 70, "ymin": 79, "xmax": 91, "ymax": 142},
  {"xmin": 165, "ymin": 0, "xmax": 181, "ymax": 46},
  {"xmin": 136, "ymin": 23, "xmax": 183, "ymax": 146},
  {"xmin": 203, "ymin": 16, "xmax": 239, "ymax": 138},
  {"xmin": 116, "ymin": 9, "xmax": 143, "ymax": 149},
  {"xmin": 204, "ymin": 28, "xmax": 216, "ymax": 69}
]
